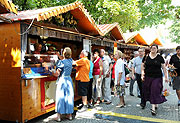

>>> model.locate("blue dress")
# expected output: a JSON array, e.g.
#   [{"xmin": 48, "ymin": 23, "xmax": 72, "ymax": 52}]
[{"xmin": 55, "ymin": 58, "xmax": 74, "ymax": 114}]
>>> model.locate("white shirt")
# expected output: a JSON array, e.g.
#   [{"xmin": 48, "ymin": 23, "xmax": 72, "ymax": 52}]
[
  {"xmin": 102, "ymin": 55, "xmax": 110, "ymax": 77},
  {"xmin": 115, "ymin": 58, "xmax": 125, "ymax": 85}
]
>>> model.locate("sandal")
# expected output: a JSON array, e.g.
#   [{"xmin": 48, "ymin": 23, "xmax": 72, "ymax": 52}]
[
  {"xmin": 116, "ymin": 104, "xmax": 125, "ymax": 108},
  {"xmin": 94, "ymin": 101, "xmax": 100, "ymax": 106},
  {"xmin": 53, "ymin": 118, "xmax": 61, "ymax": 122},
  {"xmin": 155, "ymin": 107, "xmax": 158, "ymax": 110},
  {"xmin": 67, "ymin": 116, "xmax": 73, "ymax": 121},
  {"xmin": 151, "ymin": 109, "xmax": 157, "ymax": 116},
  {"xmin": 66, "ymin": 115, "xmax": 73, "ymax": 121}
]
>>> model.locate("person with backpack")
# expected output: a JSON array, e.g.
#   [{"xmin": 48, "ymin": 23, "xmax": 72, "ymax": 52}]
[{"xmin": 169, "ymin": 46, "xmax": 180, "ymax": 106}]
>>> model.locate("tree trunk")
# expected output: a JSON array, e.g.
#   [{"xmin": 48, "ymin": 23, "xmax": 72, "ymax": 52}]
[{"xmin": 22, "ymin": 0, "xmax": 28, "ymax": 10}]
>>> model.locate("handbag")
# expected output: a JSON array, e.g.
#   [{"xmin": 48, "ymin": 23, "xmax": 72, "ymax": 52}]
[{"xmin": 168, "ymin": 67, "xmax": 177, "ymax": 78}]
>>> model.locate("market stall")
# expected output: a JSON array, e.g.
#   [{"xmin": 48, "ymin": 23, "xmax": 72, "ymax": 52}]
[
  {"xmin": 123, "ymin": 32, "xmax": 148, "ymax": 60},
  {"xmin": 92, "ymin": 23, "xmax": 125, "ymax": 53},
  {"xmin": 0, "ymin": 1, "xmax": 103, "ymax": 122},
  {"xmin": 150, "ymin": 38, "xmax": 163, "ymax": 46},
  {"xmin": 0, "ymin": 21, "xmax": 86, "ymax": 123}
]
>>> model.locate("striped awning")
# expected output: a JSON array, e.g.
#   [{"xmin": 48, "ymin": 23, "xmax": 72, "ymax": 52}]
[
  {"xmin": 150, "ymin": 38, "xmax": 163, "ymax": 46},
  {"xmin": 0, "ymin": 1, "xmax": 125, "ymax": 40},
  {"xmin": 0, "ymin": 0, "xmax": 17, "ymax": 14},
  {"xmin": 0, "ymin": 1, "xmax": 102, "ymax": 35},
  {"xmin": 97, "ymin": 23, "xmax": 125, "ymax": 41},
  {"xmin": 125, "ymin": 33, "xmax": 148, "ymax": 45}
]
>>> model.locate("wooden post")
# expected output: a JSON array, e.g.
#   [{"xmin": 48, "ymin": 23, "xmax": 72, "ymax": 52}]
[{"xmin": 114, "ymin": 42, "xmax": 117, "ymax": 55}]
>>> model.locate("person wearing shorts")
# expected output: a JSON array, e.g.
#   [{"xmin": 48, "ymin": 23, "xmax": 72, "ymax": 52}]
[
  {"xmin": 114, "ymin": 50, "xmax": 126, "ymax": 108},
  {"xmin": 169, "ymin": 46, "xmax": 180, "ymax": 106},
  {"xmin": 74, "ymin": 50, "xmax": 90, "ymax": 112}
]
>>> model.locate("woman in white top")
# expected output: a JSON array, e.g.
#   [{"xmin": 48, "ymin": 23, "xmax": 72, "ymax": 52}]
[{"xmin": 114, "ymin": 50, "xmax": 126, "ymax": 108}]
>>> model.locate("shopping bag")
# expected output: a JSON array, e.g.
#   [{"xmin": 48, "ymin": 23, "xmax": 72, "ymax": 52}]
[{"xmin": 162, "ymin": 82, "xmax": 170, "ymax": 97}]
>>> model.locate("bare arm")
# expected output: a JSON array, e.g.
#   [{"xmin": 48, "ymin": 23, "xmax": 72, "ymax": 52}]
[
  {"xmin": 106, "ymin": 63, "xmax": 113, "ymax": 77},
  {"xmin": 141, "ymin": 63, "xmax": 145, "ymax": 81},
  {"xmin": 162, "ymin": 63, "xmax": 168, "ymax": 82},
  {"xmin": 109, "ymin": 63, "xmax": 113, "ymax": 72},
  {"xmin": 53, "ymin": 69, "xmax": 61, "ymax": 77},
  {"xmin": 99, "ymin": 59, "xmax": 103, "ymax": 78},
  {"xmin": 132, "ymin": 67, "xmax": 135, "ymax": 76}
]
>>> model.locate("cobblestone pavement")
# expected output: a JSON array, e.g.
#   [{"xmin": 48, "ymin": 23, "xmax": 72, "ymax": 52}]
[{"xmin": 28, "ymin": 82, "xmax": 180, "ymax": 123}]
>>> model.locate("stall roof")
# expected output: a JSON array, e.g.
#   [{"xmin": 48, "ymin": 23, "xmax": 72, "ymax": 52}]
[
  {"xmin": 97, "ymin": 23, "xmax": 125, "ymax": 41},
  {"xmin": 0, "ymin": 1, "xmax": 125, "ymax": 41},
  {"xmin": 0, "ymin": 0, "xmax": 17, "ymax": 14},
  {"xmin": 0, "ymin": 1, "xmax": 102, "ymax": 36},
  {"xmin": 150, "ymin": 38, "xmax": 163, "ymax": 46},
  {"xmin": 125, "ymin": 33, "xmax": 148, "ymax": 45}
]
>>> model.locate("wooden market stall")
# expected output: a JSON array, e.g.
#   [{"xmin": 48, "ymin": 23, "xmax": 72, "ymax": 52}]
[
  {"xmin": 91, "ymin": 23, "xmax": 125, "ymax": 53},
  {"xmin": 123, "ymin": 32, "xmax": 148, "ymax": 60},
  {"xmin": 150, "ymin": 38, "xmax": 163, "ymax": 46},
  {"xmin": 0, "ymin": 1, "xmax": 105, "ymax": 123}
]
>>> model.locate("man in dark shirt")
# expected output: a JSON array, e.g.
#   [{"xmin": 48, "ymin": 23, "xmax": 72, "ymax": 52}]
[{"xmin": 169, "ymin": 46, "xmax": 180, "ymax": 106}]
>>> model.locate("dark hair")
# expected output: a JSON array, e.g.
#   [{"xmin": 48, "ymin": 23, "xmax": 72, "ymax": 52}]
[
  {"xmin": 150, "ymin": 44, "xmax": 158, "ymax": 49},
  {"xmin": 93, "ymin": 49, "xmax": 100, "ymax": 55},
  {"xmin": 176, "ymin": 46, "xmax": 180, "ymax": 51},
  {"xmin": 87, "ymin": 52, "xmax": 91, "ymax": 60},
  {"xmin": 138, "ymin": 47, "xmax": 145, "ymax": 51}
]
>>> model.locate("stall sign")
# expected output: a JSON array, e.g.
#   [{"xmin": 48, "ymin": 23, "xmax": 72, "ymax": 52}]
[{"xmin": 83, "ymin": 39, "xmax": 91, "ymax": 52}]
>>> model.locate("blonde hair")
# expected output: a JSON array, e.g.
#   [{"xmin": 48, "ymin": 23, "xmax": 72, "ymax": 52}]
[
  {"xmin": 116, "ymin": 50, "xmax": 123, "ymax": 58},
  {"xmin": 63, "ymin": 47, "xmax": 72, "ymax": 59}
]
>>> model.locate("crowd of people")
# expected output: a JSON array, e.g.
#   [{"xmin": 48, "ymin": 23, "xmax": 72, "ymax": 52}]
[{"xmin": 50, "ymin": 45, "xmax": 180, "ymax": 121}]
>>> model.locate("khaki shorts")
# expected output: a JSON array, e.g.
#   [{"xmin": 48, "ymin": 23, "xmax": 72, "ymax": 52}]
[{"xmin": 115, "ymin": 85, "xmax": 126, "ymax": 96}]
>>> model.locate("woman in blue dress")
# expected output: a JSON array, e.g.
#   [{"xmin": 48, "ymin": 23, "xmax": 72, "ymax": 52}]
[{"xmin": 53, "ymin": 47, "xmax": 74, "ymax": 121}]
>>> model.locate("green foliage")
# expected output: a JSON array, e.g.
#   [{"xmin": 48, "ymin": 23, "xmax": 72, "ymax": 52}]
[
  {"xmin": 13, "ymin": 0, "xmax": 36, "ymax": 10},
  {"xmin": 94, "ymin": 0, "xmax": 141, "ymax": 32},
  {"xmin": 137, "ymin": 0, "xmax": 174, "ymax": 29},
  {"xmin": 169, "ymin": 7, "xmax": 180, "ymax": 43},
  {"xmin": 13, "ymin": 0, "xmax": 59, "ymax": 10},
  {"xmin": 43, "ymin": 12, "xmax": 78, "ymax": 28},
  {"xmin": 13, "ymin": 0, "xmax": 180, "ymax": 42}
]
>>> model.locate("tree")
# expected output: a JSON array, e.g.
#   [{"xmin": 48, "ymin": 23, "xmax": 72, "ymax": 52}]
[
  {"xmin": 169, "ymin": 6, "xmax": 180, "ymax": 43},
  {"xmin": 137, "ymin": 0, "xmax": 174, "ymax": 29},
  {"xmin": 13, "ymin": 0, "xmax": 176, "ymax": 35},
  {"xmin": 13, "ymin": 0, "xmax": 58, "ymax": 10},
  {"xmin": 12, "ymin": 0, "xmax": 36, "ymax": 10},
  {"xmin": 55, "ymin": 0, "xmax": 141, "ymax": 32}
]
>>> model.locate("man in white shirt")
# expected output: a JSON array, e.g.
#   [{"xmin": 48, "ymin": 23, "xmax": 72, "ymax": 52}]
[{"xmin": 101, "ymin": 49, "xmax": 112, "ymax": 104}]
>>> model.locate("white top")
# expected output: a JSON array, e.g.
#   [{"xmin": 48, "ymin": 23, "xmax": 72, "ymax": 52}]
[
  {"xmin": 115, "ymin": 58, "xmax": 125, "ymax": 85},
  {"xmin": 102, "ymin": 55, "xmax": 110, "ymax": 77}
]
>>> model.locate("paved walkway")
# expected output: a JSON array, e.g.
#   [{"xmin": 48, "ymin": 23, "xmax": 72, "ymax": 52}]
[{"xmin": 29, "ymin": 82, "xmax": 180, "ymax": 123}]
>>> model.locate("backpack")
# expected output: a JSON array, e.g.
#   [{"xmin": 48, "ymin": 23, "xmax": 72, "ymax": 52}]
[{"xmin": 124, "ymin": 64, "xmax": 130, "ymax": 76}]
